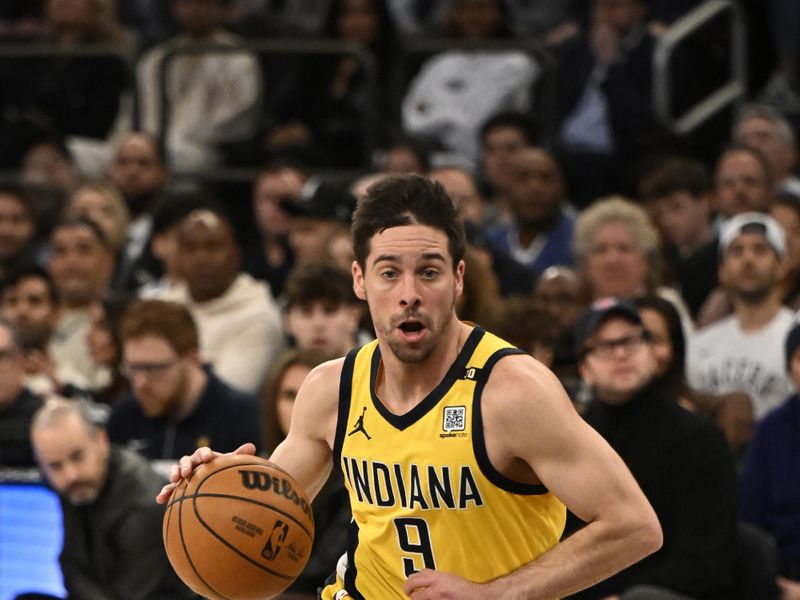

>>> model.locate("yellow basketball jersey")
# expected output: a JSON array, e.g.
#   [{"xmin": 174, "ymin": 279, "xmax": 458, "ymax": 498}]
[{"xmin": 320, "ymin": 325, "xmax": 566, "ymax": 599}]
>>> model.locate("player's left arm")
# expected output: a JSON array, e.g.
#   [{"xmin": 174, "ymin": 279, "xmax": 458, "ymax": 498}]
[{"xmin": 404, "ymin": 355, "xmax": 662, "ymax": 600}]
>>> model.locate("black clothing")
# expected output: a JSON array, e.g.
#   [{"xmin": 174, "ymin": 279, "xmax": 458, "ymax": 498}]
[
  {"xmin": 241, "ymin": 235, "xmax": 295, "ymax": 299},
  {"xmin": 58, "ymin": 446, "xmax": 195, "ymax": 600},
  {"xmin": 106, "ymin": 368, "xmax": 262, "ymax": 459},
  {"xmin": 0, "ymin": 387, "xmax": 43, "ymax": 467},
  {"xmin": 674, "ymin": 237, "xmax": 719, "ymax": 318},
  {"xmin": 566, "ymin": 382, "xmax": 738, "ymax": 599}
]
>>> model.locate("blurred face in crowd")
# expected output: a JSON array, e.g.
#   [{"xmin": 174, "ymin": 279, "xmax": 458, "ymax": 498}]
[
  {"xmin": 48, "ymin": 223, "xmax": 114, "ymax": 308},
  {"xmin": 288, "ymin": 217, "xmax": 339, "ymax": 265},
  {"xmin": 123, "ymin": 335, "xmax": 195, "ymax": 418},
  {"xmin": 172, "ymin": 0, "xmax": 223, "ymax": 37},
  {"xmin": 534, "ymin": 268, "xmax": 580, "ymax": 333},
  {"xmin": 286, "ymin": 301, "xmax": 361, "ymax": 359},
  {"xmin": 0, "ymin": 193, "xmax": 34, "ymax": 261},
  {"xmin": 68, "ymin": 187, "xmax": 128, "ymax": 252},
  {"xmin": 430, "ymin": 167, "xmax": 486, "ymax": 225},
  {"xmin": 48, "ymin": 0, "xmax": 95, "ymax": 32},
  {"xmin": 86, "ymin": 303, "xmax": 116, "ymax": 367},
  {"xmin": 719, "ymin": 232, "xmax": 784, "ymax": 304},
  {"xmin": 382, "ymin": 146, "xmax": 424, "ymax": 174},
  {"xmin": 579, "ymin": 316, "xmax": 656, "ymax": 404},
  {"xmin": 109, "ymin": 133, "xmax": 167, "ymax": 208},
  {"xmin": 337, "ymin": 0, "xmax": 379, "ymax": 45},
  {"xmin": 735, "ymin": 116, "xmax": 796, "ymax": 182},
  {"xmin": 638, "ymin": 307, "xmax": 672, "ymax": 377},
  {"xmin": 482, "ymin": 126, "xmax": 528, "ymax": 194},
  {"xmin": 770, "ymin": 203, "xmax": 800, "ymax": 276},
  {"xmin": 592, "ymin": 0, "xmax": 645, "ymax": 34},
  {"xmin": 646, "ymin": 191, "xmax": 710, "ymax": 254},
  {"xmin": 1, "ymin": 276, "xmax": 56, "ymax": 350},
  {"xmin": 448, "ymin": 0, "xmax": 504, "ymax": 38},
  {"xmin": 253, "ymin": 169, "xmax": 304, "ymax": 238},
  {"xmin": 714, "ymin": 150, "xmax": 771, "ymax": 219},
  {"xmin": 176, "ymin": 212, "xmax": 240, "ymax": 302},
  {"xmin": 507, "ymin": 148, "xmax": 565, "ymax": 228},
  {"xmin": 33, "ymin": 411, "xmax": 110, "ymax": 505},
  {"xmin": 584, "ymin": 220, "xmax": 649, "ymax": 299},
  {"xmin": 0, "ymin": 324, "xmax": 25, "ymax": 408},
  {"xmin": 20, "ymin": 142, "xmax": 78, "ymax": 193},
  {"xmin": 275, "ymin": 362, "xmax": 312, "ymax": 436}
]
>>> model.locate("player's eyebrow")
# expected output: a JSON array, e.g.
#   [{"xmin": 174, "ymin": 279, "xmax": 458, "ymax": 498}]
[
  {"xmin": 372, "ymin": 253, "xmax": 400, "ymax": 267},
  {"xmin": 371, "ymin": 252, "xmax": 448, "ymax": 267},
  {"xmin": 420, "ymin": 252, "xmax": 447, "ymax": 263}
]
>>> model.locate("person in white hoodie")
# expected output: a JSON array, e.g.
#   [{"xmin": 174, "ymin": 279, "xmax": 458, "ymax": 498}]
[{"xmin": 157, "ymin": 206, "xmax": 283, "ymax": 394}]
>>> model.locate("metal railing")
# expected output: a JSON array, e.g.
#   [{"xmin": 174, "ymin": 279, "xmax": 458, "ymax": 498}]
[{"xmin": 653, "ymin": 0, "xmax": 747, "ymax": 135}]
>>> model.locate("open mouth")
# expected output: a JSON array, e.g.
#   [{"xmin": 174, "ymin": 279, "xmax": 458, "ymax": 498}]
[{"xmin": 398, "ymin": 320, "xmax": 427, "ymax": 342}]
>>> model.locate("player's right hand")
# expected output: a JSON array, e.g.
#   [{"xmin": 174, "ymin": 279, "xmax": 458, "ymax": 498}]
[{"xmin": 156, "ymin": 442, "xmax": 257, "ymax": 504}]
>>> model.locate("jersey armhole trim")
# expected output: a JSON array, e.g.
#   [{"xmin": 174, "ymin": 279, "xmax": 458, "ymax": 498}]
[
  {"xmin": 472, "ymin": 348, "xmax": 550, "ymax": 495},
  {"xmin": 332, "ymin": 348, "xmax": 358, "ymax": 468}
]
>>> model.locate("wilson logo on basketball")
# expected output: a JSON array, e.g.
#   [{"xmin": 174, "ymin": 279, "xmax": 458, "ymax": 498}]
[
  {"xmin": 261, "ymin": 520, "xmax": 289, "ymax": 561},
  {"xmin": 239, "ymin": 470, "xmax": 312, "ymax": 516}
]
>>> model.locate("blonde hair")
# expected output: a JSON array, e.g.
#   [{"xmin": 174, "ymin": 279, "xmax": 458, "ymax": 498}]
[{"xmin": 67, "ymin": 180, "xmax": 131, "ymax": 252}]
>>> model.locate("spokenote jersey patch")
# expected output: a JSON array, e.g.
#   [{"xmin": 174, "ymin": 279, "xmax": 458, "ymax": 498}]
[{"xmin": 440, "ymin": 405, "xmax": 467, "ymax": 439}]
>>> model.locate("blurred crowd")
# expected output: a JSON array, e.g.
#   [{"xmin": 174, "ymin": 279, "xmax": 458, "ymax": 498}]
[{"xmin": 1, "ymin": 0, "xmax": 800, "ymax": 599}]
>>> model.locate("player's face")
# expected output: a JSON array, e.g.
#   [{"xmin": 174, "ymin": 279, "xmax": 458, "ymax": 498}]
[
  {"xmin": 353, "ymin": 224, "xmax": 464, "ymax": 364},
  {"xmin": 285, "ymin": 301, "xmax": 360, "ymax": 359},
  {"xmin": 123, "ymin": 335, "xmax": 192, "ymax": 418},
  {"xmin": 579, "ymin": 317, "xmax": 656, "ymax": 404},
  {"xmin": 34, "ymin": 413, "xmax": 110, "ymax": 506}
]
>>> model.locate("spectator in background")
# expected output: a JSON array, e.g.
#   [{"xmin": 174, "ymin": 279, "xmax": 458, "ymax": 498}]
[
  {"xmin": 740, "ymin": 314, "xmax": 800, "ymax": 596},
  {"xmin": 573, "ymin": 196, "xmax": 692, "ymax": 331},
  {"xmin": 0, "ymin": 264, "xmax": 62, "ymax": 396},
  {"xmin": 47, "ymin": 218, "xmax": 115, "ymax": 390},
  {"xmin": 484, "ymin": 295, "xmax": 556, "ymax": 368},
  {"xmin": 687, "ymin": 213, "xmax": 794, "ymax": 422},
  {"xmin": 570, "ymin": 298, "xmax": 738, "ymax": 599},
  {"xmin": 712, "ymin": 144, "xmax": 774, "ymax": 227},
  {"xmin": 402, "ymin": 0, "xmax": 539, "ymax": 169},
  {"xmin": 283, "ymin": 262, "xmax": 365, "ymax": 360},
  {"xmin": 243, "ymin": 161, "xmax": 308, "ymax": 298},
  {"xmin": 259, "ymin": 348, "xmax": 350, "ymax": 597},
  {"xmin": 280, "ymin": 183, "xmax": 357, "ymax": 266},
  {"xmin": 771, "ymin": 192, "xmax": 800, "ymax": 310},
  {"xmin": 0, "ymin": 0, "xmax": 130, "ymax": 152},
  {"xmin": 553, "ymin": 0, "xmax": 663, "ymax": 208},
  {"xmin": 137, "ymin": 0, "xmax": 262, "ymax": 170},
  {"xmin": 485, "ymin": 147, "xmax": 574, "ymax": 285},
  {"xmin": 0, "ymin": 317, "xmax": 44, "ymax": 467},
  {"xmin": 106, "ymin": 131, "xmax": 169, "ymax": 289},
  {"xmin": 31, "ymin": 398, "xmax": 195, "ymax": 599},
  {"xmin": 376, "ymin": 138, "xmax": 430, "ymax": 175},
  {"xmin": 635, "ymin": 294, "xmax": 754, "ymax": 457},
  {"xmin": 160, "ymin": 206, "xmax": 283, "ymax": 394},
  {"xmin": 0, "ymin": 185, "xmax": 41, "ymax": 278},
  {"xmin": 479, "ymin": 111, "xmax": 538, "ymax": 225},
  {"xmin": 19, "ymin": 137, "xmax": 81, "ymax": 198},
  {"xmin": 429, "ymin": 165, "xmax": 488, "ymax": 227},
  {"xmin": 85, "ymin": 294, "xmax": 130, "ymax": 405},
  {"xmin": 107, "ymin": 299, "xmax": 262, "ymax": 459},
  {"xmin": 734, "ymin": 104, "xmax": 800, "ymax": 199},
  {"xmin": 456, "ymin": 243, "xmax": 502, "ymax": 325},
  {"xmin": 640, "ymin": 157, "xmax": 714, "ymax": 318}
]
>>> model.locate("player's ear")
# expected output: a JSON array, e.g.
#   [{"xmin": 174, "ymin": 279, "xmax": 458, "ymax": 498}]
[
  {"xmin": 454, "ymin": 259, "xmax": 465, "ymax": 297},
  {"xmin": 352, "ymin": 260, "xmax": 367, "ymax": 301}
]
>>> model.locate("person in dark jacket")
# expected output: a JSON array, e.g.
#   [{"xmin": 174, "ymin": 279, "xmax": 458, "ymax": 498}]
[
  {"xmin": 106, "ymin": 299, "xmax": 262, "ymax": 460},
  {"xmin": 568, "ymin": 297, "xmax": 738, "ymax": 599},
  {"xmin": 30, "ymin": 398, "xmax": 195, "ymax": 600}
]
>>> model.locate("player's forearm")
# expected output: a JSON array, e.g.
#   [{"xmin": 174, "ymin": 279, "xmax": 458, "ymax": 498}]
[{"xmin": 484, "ymin": 515, "xmax": 662, "ymax": 600}]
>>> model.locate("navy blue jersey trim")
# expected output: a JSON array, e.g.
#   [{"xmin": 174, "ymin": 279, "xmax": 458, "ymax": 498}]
[
  {"xmin": 472, "ymin": 348, "xmax": 549, "ymax": 495},
  {"xmin": 333, "ymin": 349, "xmax": 358, "ymax": 468},
  {"xmin": 345, "ymin": 519, "xmax": 366, "ymax": 600},
  {"xmin": 369, "ymin": 326, "xmax": 486, "ymax": 430}
]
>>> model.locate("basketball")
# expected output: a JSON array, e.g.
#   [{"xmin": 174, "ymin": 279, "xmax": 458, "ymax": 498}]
[{"xmin": 163, "ymin": 454, "xmax": 315, "ymax": 600}]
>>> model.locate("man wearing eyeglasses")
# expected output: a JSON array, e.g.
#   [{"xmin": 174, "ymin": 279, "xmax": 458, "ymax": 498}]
[
  {"xmin": 569, "ymin": 297, "xmax": 739, "ymax": 600},
  {"xmin": 105, "ymin": 299, "xmax": 262, "ymax": 460}
]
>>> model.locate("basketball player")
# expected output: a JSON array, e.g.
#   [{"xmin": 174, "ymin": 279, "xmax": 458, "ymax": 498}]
[{"xmin": 158, "ymin": 175, "xmax": 662, "ymax": 598}]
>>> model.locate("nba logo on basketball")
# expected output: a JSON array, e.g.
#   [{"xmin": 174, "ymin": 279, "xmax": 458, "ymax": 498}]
[{"xmin": 262, "ymin": 520, "xmax": 290, "ymax": 560}]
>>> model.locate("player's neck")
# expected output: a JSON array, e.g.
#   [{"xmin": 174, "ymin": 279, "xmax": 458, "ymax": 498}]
[{"xmin": 378, "ymin": 319, "xmax": 470, "ymax": 413}]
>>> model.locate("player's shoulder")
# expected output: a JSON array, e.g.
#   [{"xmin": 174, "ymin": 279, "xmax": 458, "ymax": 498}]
[
  {"xmin": 483, "ymin": 352, "xmax": 565, "ymax": 408},
  {"xmin": 296, "ymin": 356, "xmax": 347, "ymax": 405}
]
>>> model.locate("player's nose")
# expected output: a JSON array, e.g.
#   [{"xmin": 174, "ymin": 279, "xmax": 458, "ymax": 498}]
[{"xmin": 399, "ymin": 273, "xmax": 422, "ymax": 307}]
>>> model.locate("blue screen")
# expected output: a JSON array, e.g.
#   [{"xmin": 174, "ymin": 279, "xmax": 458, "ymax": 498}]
[{"xmin": 0, "ymin": 482, "xmax": 66, "ymax": 600}]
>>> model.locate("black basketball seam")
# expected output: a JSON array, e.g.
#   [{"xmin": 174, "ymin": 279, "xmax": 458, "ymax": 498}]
[
  {"xmin": 188, "ymin": 492, "xmax": 314, "ymax": 538},
  {"xmin": 178, "ymin": 479, "xmax": 232, "ymax": 600},
  {"xmin": 191, "ymin": 492, "xmax": 297, "ymax": 580}
]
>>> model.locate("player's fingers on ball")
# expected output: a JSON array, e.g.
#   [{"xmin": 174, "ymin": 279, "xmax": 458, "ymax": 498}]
[
  {"xmin": 179, "ymin": 454, "xmax": 197, "ymax": 476},
  {"xmin": 156, "ymin": 481, "xmax": 177, "ymax": 504},
  {"xmin": 169, "ymin": 464, "xmax": 181, "ymax": 482},
  {"xmin": 233, "ymin": 442, "xmax": 257, "ymax": 455}
]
